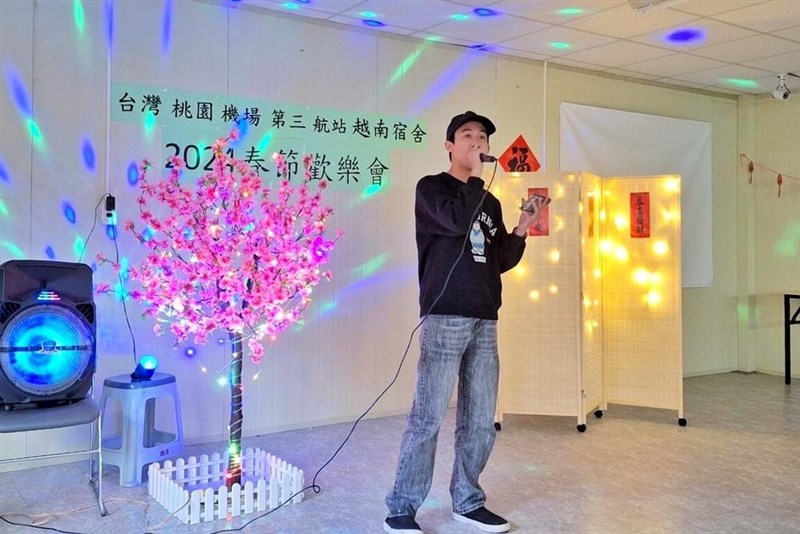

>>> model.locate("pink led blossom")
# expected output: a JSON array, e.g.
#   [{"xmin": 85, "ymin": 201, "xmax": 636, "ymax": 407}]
[{"xmin": 98, "ymin": 129, "xmax": 338, "ymax": 364}]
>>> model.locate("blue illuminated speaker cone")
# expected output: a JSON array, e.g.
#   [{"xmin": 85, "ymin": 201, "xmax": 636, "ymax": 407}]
[
  {"xmin": 0, "ymin": 305, "xmax": 94, "ymax": 396},
  {"xmin": 0, "ymin": 260, "xmax": 96, "ymax": 408}
]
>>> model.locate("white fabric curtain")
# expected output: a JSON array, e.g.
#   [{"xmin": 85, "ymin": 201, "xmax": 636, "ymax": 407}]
[{"xmin": 560, "ymin": 102, "xmax": 713, "ymax": 287}]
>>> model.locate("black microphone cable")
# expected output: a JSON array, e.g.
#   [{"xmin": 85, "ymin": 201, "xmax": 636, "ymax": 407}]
[
  {"xmin": 77, "ymin": 194, "xmax": 109, "ymax": 264},
  {"xmin": 201, "ymin": 160, "xmax": 501, "ymax": 534},
  {"xmin": 0, "ymin": 162, "xmax": 502, "ymax": 534}
]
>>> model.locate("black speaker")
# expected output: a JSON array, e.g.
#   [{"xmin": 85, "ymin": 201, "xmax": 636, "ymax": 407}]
[{"xmin": 0, "ymin": 260, "xmax": 96, "ymax": 409}]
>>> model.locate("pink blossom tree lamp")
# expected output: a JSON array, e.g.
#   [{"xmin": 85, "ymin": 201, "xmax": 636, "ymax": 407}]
[{"xmin": 99, "ymin": 129, "xmax": 337, "ymax": 487}]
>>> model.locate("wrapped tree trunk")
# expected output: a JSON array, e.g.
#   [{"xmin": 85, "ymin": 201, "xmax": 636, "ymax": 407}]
[{"xmin": 226, "ymin": 330, "xmax": 244, "ymax": 487}]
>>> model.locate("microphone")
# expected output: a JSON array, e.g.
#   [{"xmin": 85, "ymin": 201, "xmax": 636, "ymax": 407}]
[{"xmin": 480, "ymin": 153, "xmax": 497, "ymax": 163}]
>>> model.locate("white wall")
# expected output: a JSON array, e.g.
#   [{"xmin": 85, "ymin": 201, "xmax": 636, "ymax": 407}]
[
  {"xmin": 751, "ymin": 96, "xmax": 800, "ymax": 375},
  {"xmin": 2, "ymin": 0, "xmax": 796, "ymax": 469}
]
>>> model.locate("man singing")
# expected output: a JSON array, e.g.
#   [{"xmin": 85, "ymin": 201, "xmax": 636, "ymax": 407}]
[{"xmin": 384, "ymin": 111, "xmax": 549, "ymax": 533}]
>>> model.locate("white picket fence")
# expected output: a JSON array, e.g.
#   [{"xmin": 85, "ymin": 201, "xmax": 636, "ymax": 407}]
[{"xmin": 147, "ymin": 447, "xmax": 304, "ymax": 524}]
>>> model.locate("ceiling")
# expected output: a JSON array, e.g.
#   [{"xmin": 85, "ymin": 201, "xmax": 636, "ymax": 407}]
[{"xmin": 235, "ymin": 0, "xmax": 800, "ymax": 97}]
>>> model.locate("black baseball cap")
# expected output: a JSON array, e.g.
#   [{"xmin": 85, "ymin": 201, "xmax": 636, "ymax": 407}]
[{"xmin": 446, "ymin": 111, "xmax": 496, "ymax": 142}]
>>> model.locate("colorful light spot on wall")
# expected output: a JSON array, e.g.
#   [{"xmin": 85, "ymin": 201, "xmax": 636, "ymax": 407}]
[
  {"xmin": 390, "ymin": 44, "xmax": 426, "ymax": 85},
  {"xmin": 105, "ymin": 0, "xmax": 114, "ymax": 54},
  {"xmin": 550, "ymin": 42, "xmax": 571, "ymax": 50},
  {"xmin": 773, "ymin": 220, "xmax": 800, "ymax": 257},
  {"xmin": 233, "ymin": 117, "xmax": 249, "ymax": 141},
  {"xmin": 62, "ymin": 202, "xmax": 77, "ymax": 224},
  {"xmin": 473, "ymin": 8, "xmax": 498, "ymax": 17},
  {"xmin": 127, "ymin": 161, "xmax": 139, "ymax": 185},
  {"xmin": 362, "ymin": 184, "xmax": 382, "ymax": 198},
  {"xmin": 1, "ymin": 241, "xmax": 25, "ymax": 258},
  {"xmin": 72, "ymin": 236, "xmax": 85, "ymax": 258},
  {"xmin": 256, "ymin": 131, "xmax": 273, "ymax": 153},
  {"xmin": 162, "ymin": 0, "xmax": 172, "ymax": 54},
  {"xmin": 352, "ymin": 254, "xmax": 389, "ymax": 277},
  {"xmin": 320, "ymin": 300, "xmax": 337, "ymax": 315},
  {"xmin": 45, "ymin": 246, "xmax": 56, "ymax": 259},
  {"xmin": 0, "ymin": 159, "xmax": 9, "ymax": 182},
  {"xmin": 118, "ymin": 257, "xmax": 129, "ymax": 279},
  {"xmin": 4, "ymin": 68, "xmax": 43, "ymax": 150},
  {"xmin": 25, "ymin": 119, "xmax": 44, "ymax": 150},
  {"xmin": 412, "ymin": 51, "xmax": 483, "ymax": 113},
  {"xmin": 558, "ymin": 7, "xmax": 583, "ymax": 15},
  {"xmin": 113, "ymin": 280, "xmax": 128, "ymax": 301},
  {"xmin": 143, "ymin": 111, "xmax": 157, "ymax": 139},
  {"xmin": 7, "ymin": 68, "xmax": 31, "ymax": 116},
  {"xmin": 82, "ymin": 138, "xmax": 96, "ymax": 171},
  {"xmin": 363, "ymin": 19, "xmax": 384, "ymax": 27},
  {"xmin": 73, "ymin": 0, "xmax": 85, "ymax": 35}
]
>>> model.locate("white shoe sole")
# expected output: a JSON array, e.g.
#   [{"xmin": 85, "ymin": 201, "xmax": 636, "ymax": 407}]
[
  {"xmin": 383, "ymin": 520, "xmax": 423, "ymax": 533},
  {"xmin": 452, "ymin": 512, "xmax": 510, "ymax": 533}
]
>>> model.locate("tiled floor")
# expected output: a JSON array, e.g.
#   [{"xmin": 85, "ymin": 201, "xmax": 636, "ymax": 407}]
[{"xmin": 1, "ymin": 371, "xmax": 798, "ymax": 533}]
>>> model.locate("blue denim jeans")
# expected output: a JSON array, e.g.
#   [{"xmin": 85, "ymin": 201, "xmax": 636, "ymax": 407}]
[{"xmin": 386, "ymin": 314, "xmax": 499, "ymax": 517}]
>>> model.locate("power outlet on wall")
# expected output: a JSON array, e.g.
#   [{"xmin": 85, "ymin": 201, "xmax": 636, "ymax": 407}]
[{"xmin": 105, "ymin": 194, "xmax": 117, "ymax": 226}]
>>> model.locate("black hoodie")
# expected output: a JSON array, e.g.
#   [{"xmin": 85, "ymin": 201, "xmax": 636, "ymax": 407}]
[{"xmin": 416, "ymin": 172, "xmax": 526, "ymax": 320}]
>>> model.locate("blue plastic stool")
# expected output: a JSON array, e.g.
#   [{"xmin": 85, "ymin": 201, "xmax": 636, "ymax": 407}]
[{"xmin": 99, "ymin": 372, "xmax": 184, "ymax": 487}]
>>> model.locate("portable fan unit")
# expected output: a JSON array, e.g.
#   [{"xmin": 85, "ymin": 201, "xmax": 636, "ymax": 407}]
[{"xmin": 0, "ymin": 260, "xmax": 96, "ymax": 409}]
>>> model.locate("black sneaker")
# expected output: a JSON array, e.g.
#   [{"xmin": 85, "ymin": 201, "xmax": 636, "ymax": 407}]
[
  {"xmin": 452, "ymin": 507, "xmax": 510, "ymax": 532},
  {"xmin": 384, "ymin": 515, "xmax": 423, "ymax": 533}
]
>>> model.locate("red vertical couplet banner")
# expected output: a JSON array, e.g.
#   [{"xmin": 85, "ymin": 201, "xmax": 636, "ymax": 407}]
[
  {"xmin": 587, "ymin": 195, "xmax": 595, "ymax": 238},
  {"xmin": 527, "ymin": 187, "xmax": 550, "ymax": 237},
  {"xmin": 630, "ymin": 192, "xmax": 651, "ymax": 238}
]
